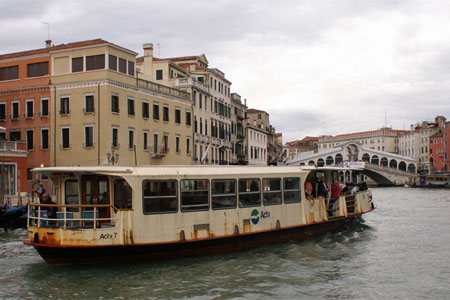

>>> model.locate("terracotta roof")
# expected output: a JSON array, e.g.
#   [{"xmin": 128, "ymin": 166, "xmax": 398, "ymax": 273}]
[
  {"xmin": 247, "ymin": 108, "xmax": 268, "ymax": 114},
  {"xmin": 0, "ymin": 39, "xmax": 137, "ymax": 60},
  {"xmin": 136, "ymin": 57, "xmax": 144, "ymax": 63},
  {"xmin": 153, "ymin": 55, "xmax": 200, "ymax": 62},
  {"xmin": 430, "ymin": 132, "xmax": 443, "ymax": 138}
]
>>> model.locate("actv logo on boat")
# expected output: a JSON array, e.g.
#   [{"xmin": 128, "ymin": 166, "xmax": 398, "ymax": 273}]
[{"xmin": 251, "ymin": 209, "xmax": 271, "ymax": 225}]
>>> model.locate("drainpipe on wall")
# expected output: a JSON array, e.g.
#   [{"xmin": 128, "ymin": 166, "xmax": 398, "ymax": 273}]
[{"xmin": 53, "ymin": 84, "xmax": 56, "ymax": 167}]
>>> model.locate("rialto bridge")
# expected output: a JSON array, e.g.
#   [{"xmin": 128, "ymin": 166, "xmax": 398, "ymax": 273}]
[{"xmin": 286, "ymin": 142, "xmax": 417, "ymax": 186}]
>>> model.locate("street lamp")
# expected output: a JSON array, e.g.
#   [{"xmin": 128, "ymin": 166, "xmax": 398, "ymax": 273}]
[{"xmin": 107, "ymin": 148, "xmax": 119, "ymax": 166}]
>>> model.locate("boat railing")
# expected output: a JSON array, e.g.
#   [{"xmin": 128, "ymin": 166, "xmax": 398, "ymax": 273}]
[{"xmin": 27, "ymin": 203, "xmax": 120, "ymax": 230}]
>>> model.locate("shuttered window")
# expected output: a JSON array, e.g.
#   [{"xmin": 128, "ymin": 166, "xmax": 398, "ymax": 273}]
[
  {"xmin": 86, "ymin": 54, "xmax": 105, "ymax": 71},
  {"xmin": 72, "ymin": 57, "xmax": 83, "ymax": 72},
  {"xmin": 109, "ymin": 55, "xmax": 117, "ymax": 71},
  {"xmin": 0, "ymin": 65, "xmax": 19, "ymax": 81},
  {"xmin": 27, "ymin": 62, "xmax": 49, "ymax": 77},
  {"xmin": 119, "ymin": 58, "xmax": 127, "ymax": 74}
]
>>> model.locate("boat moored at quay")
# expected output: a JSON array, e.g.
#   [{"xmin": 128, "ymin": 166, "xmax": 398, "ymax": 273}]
[{"xmin": 25, "ymin": 165, "xmax": 375, "ymax": 264}]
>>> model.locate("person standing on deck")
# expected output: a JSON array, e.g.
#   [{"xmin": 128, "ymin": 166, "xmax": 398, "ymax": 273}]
[{"xmin": 318, "ymin": 176, "xmax": 329, "ymax": 198}]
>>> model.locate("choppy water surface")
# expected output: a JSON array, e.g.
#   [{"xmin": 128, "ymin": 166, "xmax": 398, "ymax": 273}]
[{"xmin": 1, "ymin": 188, "xmax": 450, "ymax": 300}]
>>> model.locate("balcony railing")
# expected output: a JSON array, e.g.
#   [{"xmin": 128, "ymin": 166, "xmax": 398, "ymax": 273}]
[
  {"xmin": 175, "ymin": 77, "xmax": 209, "ymax": 93},
  {"xmin": 137, "ymin": 78, "xmax": 190, "ymax": 101},
  {"xmin": 151, "ymin": 145, "xmax": 169, "ymax": 158}
]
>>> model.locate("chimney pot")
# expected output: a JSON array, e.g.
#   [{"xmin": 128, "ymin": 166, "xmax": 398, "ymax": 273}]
[{"xmin": 45, "ymin": 40, "xmax": 52, "ymax": 48}]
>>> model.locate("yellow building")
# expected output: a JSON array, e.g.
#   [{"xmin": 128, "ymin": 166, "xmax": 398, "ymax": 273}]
[{"xmin": 50, "ymin": 39, "xmax": 193, "ymax": 166}]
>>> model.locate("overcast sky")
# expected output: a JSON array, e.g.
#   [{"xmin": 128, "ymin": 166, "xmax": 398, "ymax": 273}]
[{"xmin": 1, "ymin": 0, "xmax": 449, "ymax": 143}]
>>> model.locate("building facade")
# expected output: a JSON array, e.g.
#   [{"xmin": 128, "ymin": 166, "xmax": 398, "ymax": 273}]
[
  {"xmin": 247, "ymin": 126, "xmax": 267, "ymax": 165},
  {"xmin": 0, "ymin": 41, "xmax": 52, "ymax": 194},
  {"xmin": 49, "ymin": 39, "xmax": 193, "ymax": 167},
  {"xmin": 230, "ymin": 93, "xmax": 247, "ymax": 164}
]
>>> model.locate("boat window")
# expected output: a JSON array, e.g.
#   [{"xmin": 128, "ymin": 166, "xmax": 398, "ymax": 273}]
[
  {"xmin": 212, "ymin": 179, "xmax": 236, "ymax": 210},
  {"xmin": 114, "ymin": 179, "xmax": 132, "ymax": 209},
  {"xmin": 263, "ymin": 178, "xmax": 282, "ymax": 206},
  {"xmin": 142, "ymin": 180, "xmax": 177, "ymax": 214},
  {"xmin": 65, "ymin": 179, "xmax": 79, "ymax": 212},
  {"xmin": 238, "ymin": 178, "xmax": 261, "ymax": 207},
  {"xmin": 181, "ymin": 179, "xmax": 209, "ymax": 212},
  {"xmin": 284, "ymin": 177, "xmax": 301, "ymax": 203}
]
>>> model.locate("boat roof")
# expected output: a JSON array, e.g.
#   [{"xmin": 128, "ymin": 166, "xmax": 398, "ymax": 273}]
[{"xmin": 32, "ymin": 165, "xmax": 362, "ymax": 178}]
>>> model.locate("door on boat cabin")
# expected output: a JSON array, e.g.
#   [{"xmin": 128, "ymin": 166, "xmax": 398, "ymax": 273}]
[{"xmin": 82, "ymin": 175, "xmax": 110, "ymax": 220}]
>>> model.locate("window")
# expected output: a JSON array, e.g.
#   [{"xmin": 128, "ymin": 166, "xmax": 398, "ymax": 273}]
[
  {"xmin": 186, "ymin": 137, "xmax": 191, "ymax": 154},
  {"xmin": 41, "ymin": 128, "xmax": 49, "ymax": 150},
  {"xmin": 0, "ymin": 65, "xmax": 19, "ymax": 81},
  {"xmin": 199, "ymin": 94, "xmax": 202, "ymax": 109},
  {"xmin": 176, "ymin": 136, "xmax": 180, "ymax": 153},
  {"xmin": 119, "ymin": 58, "xmax": 127, "ymax": 74},
  {"xmin": 175, "ymin": 108, "xmax": 181, "ymax": 124},
  {"xmin": 41, "ymin": 98, "xmax": 49, "ymax": 117},
  {"xmin": 65, "ymin": 179, "xmax": 79, "ymax": 211},
  {"xmin": 72, "ymin": 57, "xmax": 83, "ymax": 72},
  {"xmin": 25, "ymin": 100, "xmax": 34, "ymax": 118},
  {"xmin": 84, "ymin": 126, "xmax": 93, "ymax": 148},
  {"xmin": 85, "ymin": 95, "xmax": 94, "ymax": 113},
  {"xmin": 194, "ymin": 116, "xmax": 197, "ymax": 133},
  {"xmin": 0, "ymin": 103, "xmax": 5, "ymax": 120},
  {"xmin": 193, "ymin": 91, "xmax": 196, "ymax": 106},
  {"xmin": 27, "ymin": 168, "xmax": 33, "ymax": 181},
  {"xmin": 163, "ymin": 135, "xmax": 168, "ymax": 153},
  {"xmin": 114, "ymin": 179, "xmax": 132, "ymax": 209},
  {"xmin": 212, "ymin": 179, "xmax": 236, "ymax": 209},
  {"xmin": 153, "ymin": 103, "xmax": 159, "ymax": 120},
  {"xmin": 143, "ymin": 131, "xmax": 148, "ymax": 150},
  {"xmin": 181, "ymin": 179, "xmax": 209, "ymax": 211},
  {"xmin": 156, "ymin": 69, "xmax": 163, "ymax": 80},
  {"xmin": 142, "ymin": 101, "xmax": 149, "ymax": 118},
  {"xmin": 238, "ymin": 178, "xmax": 261, "ymax": 207},
  {"xmin": 128, "ymin": 98, "xmax": 135, "ymax": 116},
  {"xmin": 128, "ymin": 129, "xmax": 134, "ymax": 149},
  {"xmin": 153, "ymin": 133, "xmax": 158, "ymax": 153},
  {"xmin": 12, "ymin": 101, "xmax": 19, "ymax": 119},
  {"xmin": 112, "ymin": 127, "xmax": 119, "ymax": 148},
  {"xmin": 111, "ymin": 95, "xmax": 119, "ymax": 113},
  {"xmin": 61, "ymin": 127, "xmax": 70, "ymax": 149},
  {"xmin": 163, "ymin": 106, "xmax": 169, "ymax": 122},
  {"xmin": 128, "ymin": 61, "xmax": 134, "ymax": 76},
  {"xmin": 263, "ymin": 178, "xmax": 282, "ymax": 206},
  {"xmin": 26, "ymin": 130, "xmax": 33, "ymax": 150},
  {"xmin": 60, "ymin": 97, "xmax": 69, "ymax": 115},
  {"xmin": 27, "ymin": 61, "xmax": 48, "ymax": 77},
  {"xmin": 86, "ymin": 54, "xmax": 105, "ymax": 71},
  {"xmin": 186, "ymin": 111, "xmax": 191, "ymax": 126},
  {"xmin": 109, "ymin": 55, "xmax": 117, "ymax": 71},
  {"xmin": 10, "ymin": 131, "xmax": 20, "ymax": 141},
  {"xmin": 143, "ymin": 180, "xmax": 177, "ymax": 214}
]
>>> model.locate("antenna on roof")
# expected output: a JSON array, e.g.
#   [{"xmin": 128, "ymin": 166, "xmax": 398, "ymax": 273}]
[
  {"xmin": 384, "ymin": 108, "xmax": 387, "ymax": 128},
  {"xmin": 41, "ymin": 22, "xmax": 50, "ymax": 41}
]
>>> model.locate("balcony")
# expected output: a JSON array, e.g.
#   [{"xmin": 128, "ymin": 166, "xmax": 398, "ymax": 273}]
[
  {"xmin": 151, "ymin": 145, "xmax": 169, "ymax": 158},
  {"xmin": 137, "ymin": 78, "xmax": 190, "ymax": 101},
  {"xmin": 175, "ymin": 77, "xmax": 209, "ymax": 93}
]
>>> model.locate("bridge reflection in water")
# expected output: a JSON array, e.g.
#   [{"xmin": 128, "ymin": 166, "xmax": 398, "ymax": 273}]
[{"xmin": 286, "ymin": 142, "xmax": 416, "ymax": 186}]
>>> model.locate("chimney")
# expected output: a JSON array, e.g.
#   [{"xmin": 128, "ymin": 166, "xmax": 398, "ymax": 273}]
[
  {"xmin": 244, "ymin": 98, "xmax": 247, "ymax": 106},
  {"xmin": 143, "ymin": 43, "xmax": 153, "ymax": 57},
  {"xmin": 45, "ymin": 40, "xmax": 52, "ymax": 48}
]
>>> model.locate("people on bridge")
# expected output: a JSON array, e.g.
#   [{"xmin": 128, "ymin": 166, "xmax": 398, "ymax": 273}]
[{"xmin": 318, "ymin": 176, "xmax": 329, "ymax": 198}]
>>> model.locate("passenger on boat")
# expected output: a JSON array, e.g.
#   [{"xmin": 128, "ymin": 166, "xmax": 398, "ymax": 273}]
[
  {"xmin": 359, "ymin": 181, "xmax": 368, "ymax": 191},
  {"xmin": 304, "ymin": 180, "xmax": 313, "ymax": 198},
  {"xmin": 342, "ymin": 182, "xmax": 350, "ymax": 195},
  {"xmin": 331, "ymin": 179, "xmax": 342, "ymax": 198},
  {"xmin": 318, "ymin": 176, "xmax": 329, "ymax": 198},
  {"xmin": 329, "ymin": 179, "xmax": 342, "ymax": 216},
  {"xmin": 349, "ymin": 183, "xmax": 357, "ymax": 195},
  {"xmin": 41, "ymin": 194, "xmax": 57, "ymax": 218}
]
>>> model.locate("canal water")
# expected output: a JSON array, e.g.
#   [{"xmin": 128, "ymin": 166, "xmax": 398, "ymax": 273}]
[{"xmin": 1, "ymin": 187, "xmax": 449, "ymax": 300}]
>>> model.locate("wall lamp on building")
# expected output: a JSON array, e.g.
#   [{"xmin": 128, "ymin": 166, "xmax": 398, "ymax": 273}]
[{"xmin": 107, "ymin": 149, "xmax": 119, "ymax": 166}]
